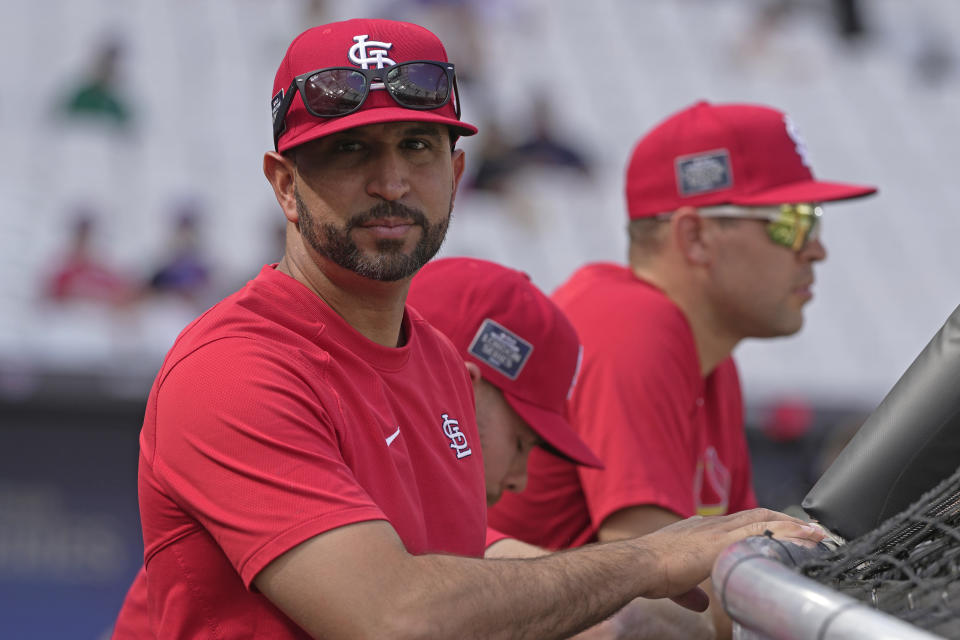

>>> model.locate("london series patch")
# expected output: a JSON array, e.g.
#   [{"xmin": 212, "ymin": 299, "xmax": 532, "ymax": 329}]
[
  {"xmin": 675, "ymin": 149, "xmax": 733, "ymax": 197},
  {"xmin": 468, "ymin": 319, "xmax": 533, "ymax": 380}
]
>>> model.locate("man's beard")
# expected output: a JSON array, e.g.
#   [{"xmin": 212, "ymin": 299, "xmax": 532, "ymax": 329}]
[{"xmin": 295, "ymin": 190, "xmax": 451, "ymax": 282}]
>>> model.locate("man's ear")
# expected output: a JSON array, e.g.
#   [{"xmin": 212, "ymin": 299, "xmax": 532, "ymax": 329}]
[
  {"xmin": 263, "ymin": 151, "xmax": 299, "ymax": 225},
  {"xmin": 672, "ymin": 207, "xmax": 710, "ymax": 266},
  {"xmin": 450, "ymin": 148, "xmax": 466, "ymax": 207},
  {"xmin": 464, "ymin": 361, "xmax": 482, "ymax": 387}
]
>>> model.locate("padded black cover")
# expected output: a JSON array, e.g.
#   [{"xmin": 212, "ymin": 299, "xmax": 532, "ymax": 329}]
[{"xmin": 802, "ymin": 304, "xmax": 960, "ymax": 540}]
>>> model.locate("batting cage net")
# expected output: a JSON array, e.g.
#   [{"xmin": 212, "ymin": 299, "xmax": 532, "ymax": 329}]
[
  {"xmin": 799, "ymin": 464, "xmax": 960, "ymax": 638},
  {"xmin": 714, "ymin": 466, "xmax": 960, "ymax": 639},
  {"xmin": 712, "ymin": 302, "xmax": 960, "ymax": 638}
]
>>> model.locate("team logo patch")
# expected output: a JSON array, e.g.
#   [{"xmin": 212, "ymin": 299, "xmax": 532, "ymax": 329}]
[
  {"xmin": 349, "ymin": 34, "xmax": 395, "ymax": 69},
  {"xmin": 694, "ymin": 446, "xmax": 731, "ymax": 516},
  {"xmin": 675, "ymin": 149, "xmax": 733, "ymax": 197},
  {"xmin": 468, "ymin": 319, "xmax": 533, "ymax": 381},
  {"xmin": 441, "ymin": 413, "xmax": 472, "ymax": 459}
]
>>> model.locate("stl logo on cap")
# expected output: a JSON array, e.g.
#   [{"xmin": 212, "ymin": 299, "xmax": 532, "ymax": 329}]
[
  {"xmin": 272, "ymin": 19, "xmax": 477, "ymax": 152},
  {"xmin": 349, "ymin": 35, "xmax": 395, "ymax": 69},
  {"xmin": 783, "ymin": 114, "xmax": 812, "ymax": 169}
]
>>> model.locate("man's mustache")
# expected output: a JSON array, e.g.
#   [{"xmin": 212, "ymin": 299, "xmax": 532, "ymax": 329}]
[{"xmin": 348, "ymin": 202, "xmax": 429, "ymax": 229}]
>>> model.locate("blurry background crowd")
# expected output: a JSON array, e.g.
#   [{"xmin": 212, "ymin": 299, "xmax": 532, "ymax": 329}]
[{"xmin": 1, "ymin": 0, "xmax": 959, "ymax": 637}]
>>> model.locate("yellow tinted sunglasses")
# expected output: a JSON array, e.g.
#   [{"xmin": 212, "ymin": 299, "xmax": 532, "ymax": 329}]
[{"xmin": 696, "ymin": 203, "xmax": 823, "ymax": 251}]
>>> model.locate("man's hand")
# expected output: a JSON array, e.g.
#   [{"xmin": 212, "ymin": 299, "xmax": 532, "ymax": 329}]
[{"xmin": 631, "ymin": 508, "xmax": 824, "ymax": 603}]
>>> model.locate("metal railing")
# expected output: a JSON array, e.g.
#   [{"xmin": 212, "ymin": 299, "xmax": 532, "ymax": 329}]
[{"xmin": 713, "ymin": 536, "xmax": 942, "ymax": 640}]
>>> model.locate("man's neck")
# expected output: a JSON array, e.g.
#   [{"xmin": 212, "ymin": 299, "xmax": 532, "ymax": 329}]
[
  {"xmin": 630, "ymin": 264, "xmax": 739, "ymax": 377},
  {"xmin": 278, "ymin": 254, "xmax": 409, "ymax": 348}
]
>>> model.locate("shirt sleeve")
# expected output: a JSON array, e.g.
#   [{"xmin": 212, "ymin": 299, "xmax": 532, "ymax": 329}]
[
  {"xmin": 148, "ymin": 337, "xmax": 387, "ymax": 586},
  {"xmin": 485, "ymin": 527, "xmax": 512, "ymax": 549},
  {"xmin": 572, "ymin": 321, "xmax": 701, "ymax": 528}
]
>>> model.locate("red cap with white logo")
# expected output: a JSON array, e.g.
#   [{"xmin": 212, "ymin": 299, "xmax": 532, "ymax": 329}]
[
  {"xmin": 408, "ymin": 257, "xmax": 603, "ymax": 469},
  {"xmin": 626, "ymin": 100, "xmax": 877, "ymax": 219},
  {"xmin": 273, "ymin": 19, "xmax": 477, "ymax": 152}
]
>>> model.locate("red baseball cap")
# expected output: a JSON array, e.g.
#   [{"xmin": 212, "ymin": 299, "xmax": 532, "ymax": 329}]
[
  {"xmin": 626, "ymin": 100, "xmax": 877, "ymax": 219},
  {"xmin": 408, "ymin": 258, "xmax": 603, "ymax": 469},
  {"xmin": 272, "ymin": 19, "xmax": 477, "ymax": 153}
]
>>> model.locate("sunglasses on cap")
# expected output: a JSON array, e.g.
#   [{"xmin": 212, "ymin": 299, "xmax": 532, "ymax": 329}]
[
  {"xmin": 272, "ymin": 60, "xmax": 460, "ymax": 150},
  {"xmin": 660, "ymin": 203, "xmax": 823, "ymax": 251}
]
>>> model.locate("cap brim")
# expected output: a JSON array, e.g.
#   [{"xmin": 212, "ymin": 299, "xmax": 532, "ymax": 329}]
[
  {"xmin": 503, "ymin": 393, "xmax": 604, "ymax": 469},
  {"xmin": 733, "ymin": 179, "xmax": 877, "ymax": 206},
  {"xmin": 279, "ymin": 106, "xmax": 478, "ymax": 153}
]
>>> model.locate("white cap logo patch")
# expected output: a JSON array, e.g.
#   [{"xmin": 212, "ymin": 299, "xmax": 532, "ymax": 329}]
[
  {"xmin": 349, "ymin": 35, "xmax": 395, "ymax": 69},
  {"xmin": 468, "ymin": 319, "xmax": 533, "ymax": 381},
  {"xmin": 783, "ymin": 114, "xmax": 812, "ymax": 169}
]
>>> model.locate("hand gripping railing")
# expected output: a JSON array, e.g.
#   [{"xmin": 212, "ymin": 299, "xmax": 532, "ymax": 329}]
[{"xmin": 712, "ymin": 536, "xmax": 942, "ymax": 640}]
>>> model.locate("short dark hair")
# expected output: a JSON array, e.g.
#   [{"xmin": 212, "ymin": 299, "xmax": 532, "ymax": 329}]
[
  {"xmin": 627, "ymin": 218, "xmax": 669, "ymax": 261},
  {"xmin": 628, "ymin": 212, "xmax": 746, "ymax": 263}
]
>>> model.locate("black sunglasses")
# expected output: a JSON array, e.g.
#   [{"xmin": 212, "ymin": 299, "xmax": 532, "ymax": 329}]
[{"xmin": 272, "ymin": 60, "xmax": 460, "ymax": 150}]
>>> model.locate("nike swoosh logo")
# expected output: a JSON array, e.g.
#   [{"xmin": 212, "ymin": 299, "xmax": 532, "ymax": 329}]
[{"xmin": 385, "ymin": 426, "xmax": 401, "ymax": 447}]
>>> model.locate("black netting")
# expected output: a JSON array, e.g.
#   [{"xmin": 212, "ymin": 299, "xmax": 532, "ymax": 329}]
[{"xmin": 799, "ymin": 465, "xmax": 960, "ymax": 638}]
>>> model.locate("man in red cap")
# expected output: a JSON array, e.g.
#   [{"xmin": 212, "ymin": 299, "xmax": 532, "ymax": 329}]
[
  {"xmin": 489, "ymin": 100, "xmax": 877, "ymax": 638},
  {"xmin": 407, "ymin": 256, "xmax": 603, "ymax": 512},
  {"xmin": 114, "ymin": 24, "xmax": 823, "ymax": 637}
]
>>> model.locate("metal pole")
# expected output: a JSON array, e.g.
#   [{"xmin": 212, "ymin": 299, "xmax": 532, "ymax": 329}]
[{"xmin": 712, "ymin": 537, "xmax": 942, "ymax": 640}]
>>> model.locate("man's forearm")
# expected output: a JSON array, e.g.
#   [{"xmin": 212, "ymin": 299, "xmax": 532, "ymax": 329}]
[
  {"xmin": 257, "ymin": 520, "xmax": 653, "ymax": 640},
  {"xmin": 392, "ymin": 539, "xmax": 659, "ymax": 640},
  {"xmin": 256, "ymin": 510, "xmax": 823, "ymax": 640},
  {"xmin": 486, "ymin": 537, "xmax": 714, "ymax": 640}
]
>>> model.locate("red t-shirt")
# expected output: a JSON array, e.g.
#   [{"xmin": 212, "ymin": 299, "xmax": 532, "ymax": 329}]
[
  {"xmin": 114, "ymin": 265, "xmax": 486, "ymax": 638},
  {"xmin": 488, "ymin": 263, "xmax": 756, "ymax": 550}
]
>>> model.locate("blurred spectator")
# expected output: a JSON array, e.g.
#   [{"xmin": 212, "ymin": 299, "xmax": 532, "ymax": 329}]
[
  {"xmin": 831, "ymin": 0, "xmax": 868, "ymax": 42},
  {"xmin": 738, "ymin": 0, "xmax": 870, "ymax": 61},
  {"xmin": 470, "ymin": 93, "xmax": 592, "ymax": 194},
  {"xmin": 44, "ymin": 208, "xmax": 133, "ymax": 306},
  {"xmin": 762, "ymin": 397, "xmax": 815, "ymax": 443},
  {"xmin": 910, "ymin": 20, "xmax": 955, "ymax": 88},
  {"xmin": 145, "ymin": 200, "xmax": 213, "ymax": 306},
  {"xmin": 468, "ymin": 120, "xmax": 516, "ymax": 194},
  {"xmin": 510, "ymin": 93, "xmax": 592, "ymax": 174},
  {"xmin": 56, "ymin": 34, "xmax": 133, "ymax": 129},
  {"xmin": 380, "ymin": 0, "xmax": 485, "ymax": 84}
]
